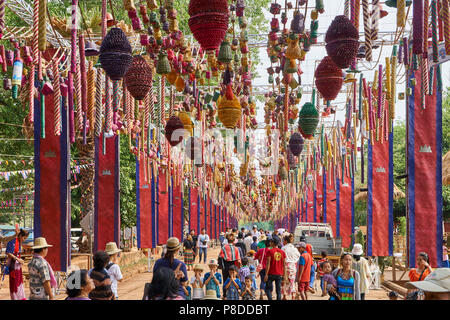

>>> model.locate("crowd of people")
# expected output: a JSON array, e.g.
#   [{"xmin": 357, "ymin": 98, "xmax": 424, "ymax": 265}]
[{"xmin": 1, "ymin": 227, "xmax": 449, "ymax": 300}]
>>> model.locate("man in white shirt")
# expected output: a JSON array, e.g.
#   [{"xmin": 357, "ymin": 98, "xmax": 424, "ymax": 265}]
[
  {"xmin": 197, "ymin": 228, "xmax": 210, "ymax": 264},
  {"xmin": 105, "ymin": 242, "xmax": 123, "ymax": 299},
  {"xmin": 250, "ymin": 225, "xmax": 260, "ymax": 239},
  {"xmin": 243, "ymin": 232, "xmax": 253, "ymax": 253}
]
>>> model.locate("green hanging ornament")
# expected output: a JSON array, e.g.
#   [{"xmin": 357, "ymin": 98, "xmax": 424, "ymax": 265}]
[
  {"xmin": 298, "ymin": 102, "xmax": 319, "ymax": 139},
  {"xmin": 156, "ymin": 51, "xmax": 171, "ymax": 75},
  {"xmin": 218, "ymin": 40, "xmax": 233, "ymax": 64}
]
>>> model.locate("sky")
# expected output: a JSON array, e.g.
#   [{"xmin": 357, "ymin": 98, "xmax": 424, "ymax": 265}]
[{"xmin": 251, "ymin": 1, "xmax": 450, "ymax": 126}]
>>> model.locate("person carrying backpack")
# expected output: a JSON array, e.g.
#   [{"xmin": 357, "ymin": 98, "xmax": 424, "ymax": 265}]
[{"xmin": 105, "ymin": 242, "xmax": 123, "ymax": 300}]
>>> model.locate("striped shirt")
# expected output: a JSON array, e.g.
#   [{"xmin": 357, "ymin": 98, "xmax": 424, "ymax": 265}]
[{"xmin": 219, "ymin": 244, "xmax": 241, "ymax": 262}]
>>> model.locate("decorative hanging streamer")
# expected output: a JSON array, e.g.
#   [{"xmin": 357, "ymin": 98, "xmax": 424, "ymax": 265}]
[
  {"xmin": 371, "ymin": 0, "xmax": 379, "ymax": 41},
  {"xmin": 70, "ymin": 0, "xmax": 78, "ymax": 74},
  {"xmin": 112, "ymin": 80, "xmax": 120, "ymax": 124},
  {"xmin": 51, "ymin": 60, "xmax": 61, "ymax": 136},
  {"xmin": 38, "ymin": 0, "xmax": 46, "ymax": 51},
  {"xmin": 430, "ymin": 0, "xmax": 439, "ymax": 62},
  {"xmin": 423, "ymin": 0, "xmax": 429, "ymax": 56},
  {"xmin": 362, "ymin": 0, "xmax": 372, "ymax": 61},
  {"xmin": 325, "ymin": 167, "xmax": 337, "ymax": 236},
  {"xmin": 86, "ymin": 62, "xmax": 96, "ymax": 133},
  {"xmin": 169, "ymin": 86, "xmax": 174, "ymax": 117},
  {"xmin": 74, "ymin": 51, "xmax": 83, "ymax": 132},
  {"xmin": 344, "ymin": 0, "xmax": 350, "ymax": 18},
  {"xmin": 34, "ymin": 93, "xmax": 71, "ymax": 272},
  {"xmin": 413, "ymin": 0, "xmax": 424, "ymax": 54},
  {"xmin": 377, "ymin": 64, "xmax": 382, "ymax": 118},
  {"xmin": 32, "ymin": 0, "xmax": 39, "ymax": 63},
  {"xmin": 105, "ymin": 77, "xmax": 112, "ymax": 132},
  {"xmin": 390, "ymin": 47, "xmax": 397, "ymax": 125},
  {"xmin": 160, "ymin": 76, "xmax": 166, "ymax": 126},
  {"xmin": 28, "ymin": 64, "xmax": 35, "ymax": 123},
  {"xmin": 397, "ymin": 0, "xmax": 406, "ymax": 27},
  {"xmin": 421, "ymin": 55, "xmax": 429, "ymax": 108},
  {"xmin": 94, "ymin": 68, "xmax": 103, "ymax": 137},
  {"xmin": 94, "ymin": 133, "xmax": 120, "ymax": 252},
  {"xmin": 407, "ymin": 68, "xmax": 443, "ymax": 267},
  {"xmin": 189, "ymin": 187, "xmax": 199, "ymax": 233},
  {"xmin": 443, "ymin": 0, "xmax": 450, "ymax": 55}
]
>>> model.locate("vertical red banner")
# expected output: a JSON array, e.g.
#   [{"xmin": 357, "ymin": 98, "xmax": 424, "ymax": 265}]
[
  {"xmin": 325, "ymin": 170, "xmax": 337, "ymax": 237},
  {"xmin": 339, "ymin": 175, "xmax": 353, "ymax": 249},
  {"xmin": 306, "ymin": 187, "xmax": 314, "ymax": 222},
  {"xmin": 172, "ymin": 183, "xmax": 183, "ymax": 241},
  {"xmin": 408, "ymin": 69, "xmax": 443, "ymax": 267},
  {"xmin": 136, "ymin": 156, "xmax": 152, "ymax": 248},
  {"xmin": 34, "ymin": 94, "xmax": 70, "ymax": 272},
  {"xmin": 94, "ymin": 134, "xmax": 120, "ymax": 252},
  {"xmin": 158, "ymin": 169, "xmax": 169, "ymax": 244},
  {"xmin": 190, "ymin": 187, "xmax": 198, "ymax": 234}
]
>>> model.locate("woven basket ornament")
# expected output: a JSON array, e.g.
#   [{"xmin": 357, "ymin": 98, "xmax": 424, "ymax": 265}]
[
  {"xmin": 298, "ymin": 102, "xmax": 319, "ymax": 139},
  {"xmin": 178, "ymin": 111, "xmax": 193, "ymax": 135},
  {"xmin": 164, "ymin": 115, "xmax": 185, "ymax": 146},
  {"xmin": 325, "ymin": 15, "xmax": 359, "ymax": 69},
  {"xmin": 124, "ymin": 56, "xmax": 152, "ymax": 100},
  {"xmin": 188, "ymin": 0, "xmax": 230, "ymax": 51},
  {"xmin": 217, "ymin": 90, "xmax": 242, "ymax": 129},
  {"xmin": 314, "ymin": 56, "xmax": 343, "ymax": 101},
  {"xmin": 288, "ymin": 132, "xmax": 304, "ymax": 156},
  {"xmin": 156, "ymin": 51, "xmax": 171, "ymax": 75},
  {"xmin": 287, "ymin": 148, "xmax": 297, "ymax": 169},
  {"xmin": 218, "ymin": 40, "xmax": 233, "ymax": 64},
  {"xmin": 99, "ymin": 28, "xmax": 133, "ymax": 80}
]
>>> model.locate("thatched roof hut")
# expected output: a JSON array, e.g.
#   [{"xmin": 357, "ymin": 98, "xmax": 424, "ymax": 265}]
[
  {"xmin": 354, "ymin": 184, "xmax": 405, "ymax": 202},
  {"xmin": 443, "ymin": 151, "xmax": 450, "ymax": 186}
]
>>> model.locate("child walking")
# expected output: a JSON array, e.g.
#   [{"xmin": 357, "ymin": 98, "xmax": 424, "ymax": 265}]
[
  {"xmin": 240, "ymin": 276, "xmax": 256, "ymax": 300},
  {"xmin": 203, "ymin": 259, "xmax": 222, "ymax": 299},
  {"xmin": 249, "ymin": 265, "xmax": 257, "ymax": 291},
  {"xmin": 224, "ymin": 266, "xmax": 241, "ymax": 300},
  {"xmin": 191, "ymin": 264, "xmax": 204, "ymax": 300},
  {"xmin": 238, "ymin": 257, "xmax": 251, "ymax": 284}
]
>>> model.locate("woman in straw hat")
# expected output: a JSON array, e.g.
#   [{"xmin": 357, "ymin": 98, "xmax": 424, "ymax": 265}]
[
  {"xmin": 105, "ymin": 242, "xmax": 123, "ymax": 299},
  {"xmin": 27, "ymin": 237, "xmax": 56, "ymax": 300},
  {"xmin": 153, "ymin": 237, "xmax": 189, "ymax": 298}
]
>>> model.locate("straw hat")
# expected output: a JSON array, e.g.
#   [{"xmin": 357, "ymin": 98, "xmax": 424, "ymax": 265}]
[
  {"xmin": 259, "ymin": 234, "xmax": 266, "ymax": 241},
  {"xmin": 31, "ymin": 237, "xmax": 53, "ymax": 249},
  {"xmin": 166, "ymin": 237, "xmax": 181, "ymax": 252},
  {"xmin": 208, "ymin": 259, "xmax": 219, "ymax": 266},
  {"xmin": 406, "ymin": 268, "xmax": 450, "ymax": 292},
  {"xmin": 105, "ymin": 242, "xmax": 121, "ymax": 255},
  {"xmin": 193, "ymin": 264, "xmax": 204, "ymax": 271},
  {"xmin": 203, "ymin": 290, "xmax": 220, "ymax": 300}
]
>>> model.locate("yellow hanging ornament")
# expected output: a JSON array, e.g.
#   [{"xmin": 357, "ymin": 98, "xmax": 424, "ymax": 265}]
[{"xmin": 175, "ymin": 76, "xmax": 185, "ymax": 92}]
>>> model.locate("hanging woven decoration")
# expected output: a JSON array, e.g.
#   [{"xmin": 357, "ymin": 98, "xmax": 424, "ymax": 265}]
[
  {"xmin": 325, "ymin": 15, "xmax": 359, "ymax": 69},
  {"xmin": 298, "ymin": 102, "xmax": 319, "ymax": 139},
  {"xmin": 314, "ymin": 56, "xmax": 343, "ymax": 101},
  {"xmin": 164, "ymin": 115, "xmax": 185, "ymax": 146},
  {"xmin": 217, "ymin": 88, "xmax": 242, "ymax": 129},
  {"xmin": 99, "ymin": 27, "xmax": 133, "ymax": 80},
  {"xmin": 188, "ymin": 0, "xmax": 229, "ymax": 51},
  {"xmin": 124, "ymin": 56, "xmax": 152, "ymax": 100},
  {"xmin": 218, "ymin": 39, "xmax": 233, "ymax": 64},
  {"xmin": 156, "ymin": 50, "xmax": 171, "ymax": 75},
  {"xmin": 178, "ymin": 111, "xmax": 193, "ymax": 135},
  {"xmin": 289, "ymin": 132, "xmax": 304, "ymax": 156}
]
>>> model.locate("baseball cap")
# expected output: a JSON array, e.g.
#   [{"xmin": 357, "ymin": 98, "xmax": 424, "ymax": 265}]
[
  {"xmin": 406, "ymin": 268, "xmax": 450, "ymax": 292},
  {"xmin": 296, "ymin": 242, "xmax": 307, "ymax": 248}
]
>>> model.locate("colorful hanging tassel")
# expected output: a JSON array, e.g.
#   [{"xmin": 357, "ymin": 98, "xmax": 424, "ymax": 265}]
[
  {"xmin": 86, "ymin": 61, "xmax": 95, "ymax": 133},
  {"xmin": 371, "ymin": 0, "xmax": 379, "ymax": 41},
  {"xmin": 52, "ymin": 60, "xmax": 61, "ymax": 136},
  {"xmin": 431, "ymin": 0, "xmax": 439, "ymax": 62},
  {"xmin": 94, "ymin": 68, "xmax": 103, "ymax": 137},
  {"xmin": 397, "ymin": 0, "xmax": 406, "ymax": 28}
]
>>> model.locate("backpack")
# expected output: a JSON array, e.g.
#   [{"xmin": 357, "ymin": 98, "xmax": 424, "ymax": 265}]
[{"xmin": 106, "ymin": 262, "xmax": 115, "ymax": 270}]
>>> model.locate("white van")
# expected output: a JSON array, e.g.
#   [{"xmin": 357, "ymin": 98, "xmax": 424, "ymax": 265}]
[{"xmin": 293, "ymin": 222, "xmax": 342, "ymax": 256}]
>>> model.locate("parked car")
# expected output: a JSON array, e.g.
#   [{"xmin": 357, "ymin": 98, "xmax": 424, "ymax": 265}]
[{"xmin": 71, "ymin": 228, "xmax": 83, "ymax": 252}]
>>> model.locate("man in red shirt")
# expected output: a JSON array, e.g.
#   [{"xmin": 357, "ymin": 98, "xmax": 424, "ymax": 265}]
[
  {"xmin": 263, "ymin": 237, "xmax": 287, "ymax": 300},
  {"xmin": 254, "ymin": 239, "xmax": 271, "ymax": 300},
  {"xmin": 296, "ymin": 242, "xmax": 312, "ymax": 300}
]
